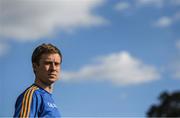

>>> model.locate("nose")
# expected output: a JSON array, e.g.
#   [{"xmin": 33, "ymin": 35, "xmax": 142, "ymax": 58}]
[{"xmin": 50, "ymin": 62, "xmax": 56, "ymax": 70}]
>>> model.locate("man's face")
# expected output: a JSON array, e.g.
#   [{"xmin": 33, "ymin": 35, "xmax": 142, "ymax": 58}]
[{"xmin": 33, "ymin": 53, "xmax": 61, "ymax": 85}]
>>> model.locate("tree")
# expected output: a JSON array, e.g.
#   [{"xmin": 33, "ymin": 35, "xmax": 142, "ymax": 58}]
[{"xmin": 147, "ymin": 91, "xmax": 180, "ymax": 117}]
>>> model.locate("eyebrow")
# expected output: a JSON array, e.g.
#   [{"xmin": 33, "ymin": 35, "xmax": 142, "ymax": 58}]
[
  {"xmin": 41, "ymin": 58, "xmax": 61, "ymax": 63},
  {"xmin": 43, "ymin": 60, "xmax": 60, "ymax": 63}
]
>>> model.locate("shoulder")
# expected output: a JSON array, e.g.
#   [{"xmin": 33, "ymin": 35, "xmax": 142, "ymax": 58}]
[
  {"xmin": 23, "ymin": 85, "xmax": 40, "ymax": 98},
  {"xmin": 16, "ymin": 85, "xmax": 41, "ymax": 103},
  {"xmin": 14, "ymin": 85, "xmax": 42, "ymax": 117}
]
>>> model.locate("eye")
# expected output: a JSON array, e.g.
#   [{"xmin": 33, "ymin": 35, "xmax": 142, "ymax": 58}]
[
  {"xmin": 44, "ymin": 61, "xmax": 52, "ymax": 65},
  {"xmin": 55, "ymin": 62, "xmax": 60, "ymax": 66}
]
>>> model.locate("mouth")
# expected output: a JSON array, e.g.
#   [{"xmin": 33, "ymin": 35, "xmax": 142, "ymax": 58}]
[{"xmin": 48, "ymin": 73, "xmax": 56, "ymax": 77}]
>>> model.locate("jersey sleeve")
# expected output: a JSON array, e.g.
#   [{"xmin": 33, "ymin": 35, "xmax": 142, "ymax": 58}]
[{"xmin": 13, "ymin": 86, "xmax": 41, "ymax": 117}]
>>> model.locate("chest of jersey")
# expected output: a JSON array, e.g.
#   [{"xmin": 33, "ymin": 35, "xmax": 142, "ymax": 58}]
[{"xmin": 39, "ymin": 92, "xmax": 60, "ymax": 117}]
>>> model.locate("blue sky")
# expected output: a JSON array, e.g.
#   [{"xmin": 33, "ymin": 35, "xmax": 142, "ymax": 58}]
[{"xmin": 0, "ymin": 0, "xmax": 180, "ymax": 117}]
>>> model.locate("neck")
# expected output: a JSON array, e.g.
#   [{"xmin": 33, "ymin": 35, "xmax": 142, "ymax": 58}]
[{"xmin": 34, "ymin": 79, "xmax": 53, "ymax": 93}]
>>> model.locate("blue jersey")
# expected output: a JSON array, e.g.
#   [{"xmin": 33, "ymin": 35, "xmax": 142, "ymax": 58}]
[{"xmin": 13, "ymin": 84, "xmax": 61, "ymax": 117}]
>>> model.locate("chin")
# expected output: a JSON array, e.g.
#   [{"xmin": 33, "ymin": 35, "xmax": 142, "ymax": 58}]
[{"xmin": 48, "ymin": 77, "xmax": 58, "ymax": 83}]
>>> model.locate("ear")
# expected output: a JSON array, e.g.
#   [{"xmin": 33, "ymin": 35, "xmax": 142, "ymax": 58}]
[{"xmin": 32, "ymin": 63, "xmax": 38, "ymax": 73}]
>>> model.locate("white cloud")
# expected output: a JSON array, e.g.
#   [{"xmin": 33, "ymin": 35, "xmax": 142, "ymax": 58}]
[
  {"xmin": 153, "ymin": 12, "xmax": 180, "ymax": 28},
  {"xmin": 136, "ymin": 0, "xmax": 164, "ymax": 8},
  {"xmin": 115, "ymin": 0, "xmax": 180, "ymax": 13},
  {"xmin": 114, "ymin": 0, "xmax": 164, "ymax": 13},
  {"xmin": 61, "ymin": 51, "xmax": 160, "ymax": 86},
  {"xmin": 153, "ymin": 16, "xmax": 173, "ymax": 28},
  {"xmin": 114, "ymin": 2, "xmax": 131, "ymax": 12},
  {"xmin": 0, "ymin": 0, "xmax": 107, "ymax": 40},
  {"xmin": 0, "ymin": 42, "xmax": 9, "ymax": 56}
]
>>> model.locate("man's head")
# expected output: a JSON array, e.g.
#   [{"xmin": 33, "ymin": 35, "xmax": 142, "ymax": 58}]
[
  {"xmin": 32, "ymin": 43, "xmax": 62, "ymax": 85},
  {"xmin": 32, "ymin": 43, "xmax": 62, "ymax": 65}
]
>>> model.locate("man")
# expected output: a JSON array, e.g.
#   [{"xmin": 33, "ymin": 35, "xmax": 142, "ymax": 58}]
[{"xmin": 14, "ymin": 43, "xmax": 62, "ymax": 117}]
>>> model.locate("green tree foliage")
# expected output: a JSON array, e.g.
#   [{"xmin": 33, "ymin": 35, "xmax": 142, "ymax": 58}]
[{"xmin": 147, "ymin": 91, "xmax": 180, "ymax": 117}]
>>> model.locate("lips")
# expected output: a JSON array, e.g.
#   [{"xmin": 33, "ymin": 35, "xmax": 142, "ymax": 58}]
[{"xmin": 48, "ymin": 73, "xmax": 56, "ymax": 77}]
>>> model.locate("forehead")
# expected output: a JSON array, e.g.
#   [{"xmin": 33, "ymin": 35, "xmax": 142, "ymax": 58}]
[{"xmin": 40, "ymin": 53, "xmax": 61, "ymax": 62}]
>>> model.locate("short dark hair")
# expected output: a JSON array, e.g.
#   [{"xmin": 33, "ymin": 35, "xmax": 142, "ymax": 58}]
[{"xmin": 32, "ymin": 43, "xmax": 62, "ymax": 65}]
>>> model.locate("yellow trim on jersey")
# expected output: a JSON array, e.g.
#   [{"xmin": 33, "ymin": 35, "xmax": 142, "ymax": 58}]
[{"xmin": 20, "ymin": 85, "xmax": 39, "ymax": 117}]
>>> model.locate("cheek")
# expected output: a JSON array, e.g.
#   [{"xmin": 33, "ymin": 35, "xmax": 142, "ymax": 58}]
[
  {"xmin": 41, "ymin": 64, "xmax": 50, "ymax": 70},
  {"xmin": 57, "ymin": 68, "xmax": 61, "ymax": 73},
  {"xmin": 37, "ymin": 66, "xmax": 49, "ymax": 74}
]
